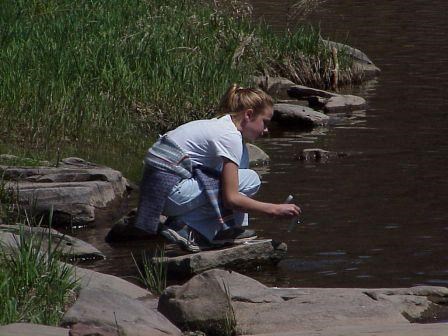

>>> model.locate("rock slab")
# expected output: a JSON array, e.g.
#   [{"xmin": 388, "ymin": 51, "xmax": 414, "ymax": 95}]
[
  {"xmin": 0, "ymin": 323, "xmax": 69, "ymax": 336},
  {"xmin": 159, "ymin": 269, "xmax": 448, "ymax": 336},
  {"xmin": 154, "ymin": 240, "xmax": 287, "ymax": 276},
  {"xmin": 0, "ymin": 224, "xmax": 105, "ymax": 260},
  {"xmin": 0, "ymin": 157, "xmax": 129, "ymax": 226},
  {"xmin": 324, "ymin": 94, "xmax": 366, "ymax": 113},
  {"xmin": 273, "ymin": 103, "xmax": 329, "ymax": 127},
  {"xmin": 62, "ymin": 266, "xmax": 181, "ymax": 336}
]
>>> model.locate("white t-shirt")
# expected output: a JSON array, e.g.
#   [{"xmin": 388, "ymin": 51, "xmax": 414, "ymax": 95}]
[{"xmin": 166, "ymin": 114, "xmax": 244, "ymax": 171}]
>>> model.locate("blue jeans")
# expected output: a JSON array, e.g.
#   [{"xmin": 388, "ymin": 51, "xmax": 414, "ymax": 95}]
[{"xmin": 163, "ymin": 169, "xmax": 261, "ymax": 241}]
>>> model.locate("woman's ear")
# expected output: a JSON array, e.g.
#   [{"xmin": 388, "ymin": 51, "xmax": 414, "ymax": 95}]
[{"xmin": 244, "ymin": 108, "xmax": 254, "ymax": 121}]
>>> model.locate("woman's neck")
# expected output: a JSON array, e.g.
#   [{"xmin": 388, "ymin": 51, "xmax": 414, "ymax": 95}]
[{"xmin": 230, "ymin": 113, "xmax": 243, "ymax": 132}]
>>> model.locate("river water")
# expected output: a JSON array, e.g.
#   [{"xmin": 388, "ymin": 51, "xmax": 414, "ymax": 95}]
[{"xmin": 74, "ymin": 0, "xmax": 448, "ymax": 288}]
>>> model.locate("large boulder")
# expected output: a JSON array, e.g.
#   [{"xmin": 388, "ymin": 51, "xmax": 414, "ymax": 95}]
[
  {"xmin": 62, "ymin": 266, "xmax": 181, "ymax": 336},
  {"xmin": 0, "ymin": 224, "xmax": 105, "ymax": 260},
  {"xmin": 273, "ymin": 103, "xmax": 330, "ymax": 127},
  {"xmin": 0, "ymin": 157, "xmax": 129, "ymax": 226},
  {"xmin": 158, "ymin": 269, "xmax": 448, "ymax": 336}
]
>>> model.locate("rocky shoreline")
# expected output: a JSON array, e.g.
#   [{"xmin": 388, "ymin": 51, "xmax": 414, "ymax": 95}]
[
  {"xmin": 3, "ymin": 45, "xmax": 448, "ymax": 336},
  {"xmin": 2, "ymin": 266, "xmax": 448, "ymax": 336}
]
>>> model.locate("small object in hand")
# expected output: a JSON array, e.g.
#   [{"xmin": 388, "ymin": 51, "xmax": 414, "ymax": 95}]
[
  {"xmin": 284, "ymin": 194, "xmax": 294, "ymax": 204},
  {"xmin": 284, "ymin": 194, "xmax": 301, "ymax": 232}
]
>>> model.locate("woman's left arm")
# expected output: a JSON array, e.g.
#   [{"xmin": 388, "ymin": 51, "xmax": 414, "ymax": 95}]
[{"xmin": 221, "ymin": 158, "xmax": 300, "ymax": 217}]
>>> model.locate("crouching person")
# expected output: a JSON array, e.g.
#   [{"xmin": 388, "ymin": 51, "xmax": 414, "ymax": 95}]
[{"xmin": 135, "ymin": 84, "xmax": 301, "ymax": 252}]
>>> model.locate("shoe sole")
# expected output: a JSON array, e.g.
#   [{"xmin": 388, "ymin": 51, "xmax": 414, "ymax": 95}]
[
  {"xmin": 160, "ymin": 228, "xmax": 201, "ymax": 253},
  {"xmin": 212, "ymin": 235, "xmax": 258, "ymax": 245}
]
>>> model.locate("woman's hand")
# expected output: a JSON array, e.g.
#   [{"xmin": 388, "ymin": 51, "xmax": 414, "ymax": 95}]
[
  {"xmin": 268, "ymin": 203, "xmax": 301, "ymax": 217},
  {"xmin": 221, "ymin": 158, "xmax": 302, "ymax": 218}
]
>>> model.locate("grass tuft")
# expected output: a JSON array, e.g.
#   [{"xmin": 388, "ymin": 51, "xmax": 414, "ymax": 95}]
[
  {"xmin": 133, "ymin": 245, "xmax": 167, "ymax": 295},
  {"xmin": 0, "ymin": 223, "xmax": 78, "ymax": 326}
]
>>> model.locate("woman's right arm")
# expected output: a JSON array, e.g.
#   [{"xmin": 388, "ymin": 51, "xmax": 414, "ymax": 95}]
[{"xmin": 221, "ymin": 159, "xmax": 301, "ymax": 217}]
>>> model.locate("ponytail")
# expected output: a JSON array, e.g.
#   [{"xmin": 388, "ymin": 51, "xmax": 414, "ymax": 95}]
[{"xmin": 217, "ymin": 84, "xmax": 273, "ymax": 117}]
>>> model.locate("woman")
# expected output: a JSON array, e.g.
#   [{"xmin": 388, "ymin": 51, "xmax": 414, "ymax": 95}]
[{"xmin": 135, "ymin": 84, "xmax": 301, "ymax": 252}]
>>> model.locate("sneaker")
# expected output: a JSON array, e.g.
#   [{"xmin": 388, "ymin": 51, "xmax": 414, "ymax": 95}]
[
  {"xmin": 234, "ymin": 229, "xmax": 257, "ymax": 242},
  {"xmin": 159, "ymin": 226, "xmax": 205, "ymax": 253},
  {"xmin": 213, "ymin": 228, "xmax": 257, "ymax": 244}
]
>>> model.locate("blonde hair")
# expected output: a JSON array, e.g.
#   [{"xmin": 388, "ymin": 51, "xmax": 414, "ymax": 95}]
[{"xmin": 217, "ymin": 84, "xmax": 273, "ymax": 117}]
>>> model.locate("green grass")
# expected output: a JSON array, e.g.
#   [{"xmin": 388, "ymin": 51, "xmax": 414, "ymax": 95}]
[
  {"xmin": 0, "ymin": 0, "xmax": 350, "ymax": 158},
  {"xmin": 0, "ymin": 154, "xmax": 49, "ymax": 167},
  {"xmin": 133, "ymin": 245, "xmax": 167, "ymax": 295},
  {"xmin": 0, "ymin": 224, "xmax": 79, "ymax": 326},
  {"xmin": 0, "ymin": 174, "xmax": 79, "ymax": 326}
]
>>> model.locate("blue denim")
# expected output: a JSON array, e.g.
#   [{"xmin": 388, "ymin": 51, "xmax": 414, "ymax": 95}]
[{"xmin": 163, "ymin": 168, "xmax": 261, "ymax": 241}]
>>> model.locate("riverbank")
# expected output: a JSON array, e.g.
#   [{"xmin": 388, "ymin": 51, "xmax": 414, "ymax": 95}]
[{"xmin": 0, "ymin": 0, "xmax": 361, "ymax": 180}]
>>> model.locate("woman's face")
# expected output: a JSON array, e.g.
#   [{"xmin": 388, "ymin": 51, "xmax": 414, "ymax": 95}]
[{"xmin": 241, "ymin": 106, "xmax": 273, "ymax": 141}]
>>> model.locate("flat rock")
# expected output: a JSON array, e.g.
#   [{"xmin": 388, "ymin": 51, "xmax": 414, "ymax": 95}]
[
  {"xmin": 158, "ymin": 269, "xmax": 448, "ymax": 336},
  {"xmin": 252, "ymin": 76, "xmax": 296, "ymax": 99},
  {"xmin": 73, "ymin": 266, "xmax": 149, "ymax": 299},
  {"xmin": 244, "ymin": 323, "xmax": 448, "ymax": 336},
  {"xmin": 153, "ymin": 240, "xmax": 287, "ymax": 276},
  {"xmin": 273, "ymin": 103, "xmax": 329, "ymax": 127},
  {"xmin": 0, "ymin": 224, "xmax": 105, "ymax": 260},
  {"xmin": 324, "ymin": 94, "xmax": 366, "ymax": 113},
  {"xmin": 62, "ymin": 266, "xmax": 181, "ymax": 336},
  {"xmin": 63, "ymin": 286, "xmax": 181, "ymax": 336},
  {"xmin": 0, "ymin": 323, "xmax": 69, "ymax": 336},
  {"xmin": 0, "ymin": 157, "xmax": 129, "ymax": 226},
  {"xmin": 246, "ymin": 143, "xmax": 270, "ymax": 166}
]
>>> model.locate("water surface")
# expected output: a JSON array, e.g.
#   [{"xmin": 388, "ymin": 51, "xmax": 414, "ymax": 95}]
[{"xmin": 71, "ymin": 0, "xmax": 448, "ymax": 288}]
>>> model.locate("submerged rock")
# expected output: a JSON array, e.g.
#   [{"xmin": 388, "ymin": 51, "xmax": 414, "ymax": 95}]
[
  {"xmin": 159, "ymin": 269, "xmax": 448, "ymax": 336},
  {"xmin": 273, "ymin": 103, "xmax": 330, "ymax": 127},
  {"xmin": 297, "ymin": 148, "xmax": 349, "ymax": 162},
  {"xmin": 0, "ymin": 224, "xmax": 105, "ymax": 260},
  {"xmin": 0, "ymin": 157, "xmax": 129, "ymax": 226},
  {"xmin": 153, "ymin": 240, "xmax": 287, "ymax": 276}
]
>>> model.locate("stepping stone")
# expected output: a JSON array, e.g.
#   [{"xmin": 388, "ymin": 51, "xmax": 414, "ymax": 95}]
[{"xmin": 153, "ymin": 239, "xmax": 287, "ymax": 276}]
